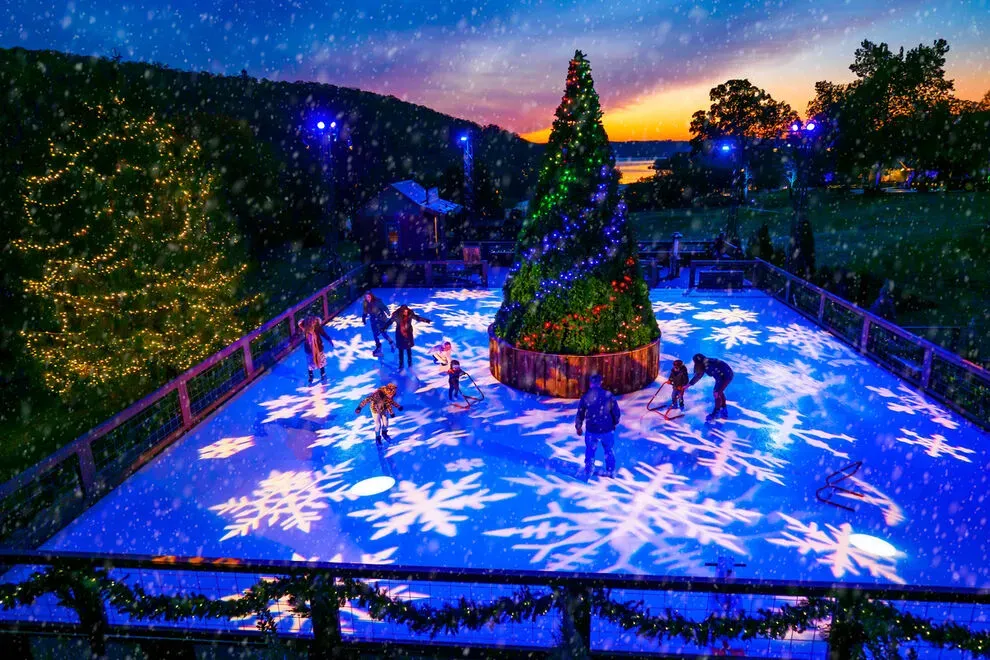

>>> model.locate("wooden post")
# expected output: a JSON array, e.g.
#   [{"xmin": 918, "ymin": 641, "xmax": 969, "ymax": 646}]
[
  {"xmin": 242, "ymin": 342, "xmax": 255, "ymax": 377},
  {"xmin": 784, "ymin": 278, "xmax": 792, "ymax": 305},
  {"xmin": 425, "ymin": 261, "xmax": 433, "ymax": 287},
  {"xmin": 860, "ymin": 318, "xmax": 871, "ymax": 353},
  {"xmin": 322, "ymin": 292, "xmax": 330, "ymax": 320},
  {"xmin": 177, "ymin": 381, "xmax": 193, "ymax": 426},
  {"xmin": 920, "ymin": 347, "xmax": 934, "ymax": 389},
  {"xmin": 289, "ymin": 312, "xmax": 297, "ymax": 337},
  {"xmin": 481, "ymin": 260, "xmax": 489, "ymax": 288},
  {"xmin": 76, "ymin": 443, "xmax": 98, "ymax": 497},
  {"xmin": 818, "ymin": 292, "xmax": 826, "ymax": 324}
]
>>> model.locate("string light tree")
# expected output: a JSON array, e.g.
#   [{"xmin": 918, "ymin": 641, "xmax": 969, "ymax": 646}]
[
  {"xmin": 12, "ymin": 98, "xmax": 257, "ymax": 401},
  {"xmin": 491, "ymin": 51, "xmax": 661, "ymax": 397}
]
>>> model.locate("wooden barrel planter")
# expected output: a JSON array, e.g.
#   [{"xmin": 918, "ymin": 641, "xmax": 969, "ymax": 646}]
[{"xmin": 488, "ymin": 325, "xmax": 661, "ymax": 398}]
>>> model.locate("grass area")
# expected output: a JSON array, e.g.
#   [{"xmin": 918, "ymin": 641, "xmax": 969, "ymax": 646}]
[{"xmin": 631, "ymin": 191, "xmax": 990, "ymax": 357}]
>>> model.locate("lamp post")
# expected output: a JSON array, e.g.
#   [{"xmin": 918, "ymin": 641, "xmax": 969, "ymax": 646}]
[
  {"xmin": 786, "ymin": 119, "xmax": 817, "ymax": 274},
  {"xmin": 458, "ymin": 132, "xmax": 474, "ymax": 214},
  {"xmin": 314, "ymin": 119, "xmax": 340, "ymax": 266},
  {"xmin": 717, "ymin": 139, "xmax": 745, "ymax": 249}
]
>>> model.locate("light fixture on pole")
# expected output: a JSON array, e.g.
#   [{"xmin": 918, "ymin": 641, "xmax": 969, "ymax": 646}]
[{"xmin": 458, "ymin": 132, "xmax": 474, "ymax": 213}]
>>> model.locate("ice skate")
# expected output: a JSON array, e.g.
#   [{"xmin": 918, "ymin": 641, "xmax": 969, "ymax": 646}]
[
  {"xmin": 706, "ymin": 411, "xmax": 717, "ymax": 423},
  {"xmin": 372, "ymin": 346, "xmax": 383, "ymax": 357},
  {"xmin": 720, "ymin": 406, "xmax": 729, "ymax": 419}
]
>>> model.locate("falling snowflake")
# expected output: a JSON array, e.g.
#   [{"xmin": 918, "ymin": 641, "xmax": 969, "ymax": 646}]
[
  {"xmin": 652, "ymin": 301, "xmax": 698, "ymax": 315},
  {"xmin": 259, "ymin": 384, "xmax": 343, "ymax": 423},
  {"xmin": 327, "ymin": 334, "xmax": 379, "ymax": 371},
  {"xmin": 768, "ymin": 514, "xmax": 905, "ymax": 584},
  {"xmin": 839, "ymin": 476, "xmax": 905, "ymax": 526},
  {"xmin": 445, "ymin": 458, "xmax": 485, "ymax": 472},
  {"xmin": 198, "ymin": 436, "xmax": 255, "ymax": 460},
  {"xmin": 328, "ymin": 314, "xmax": 365, "ymax": 331},
  {"xmin": 693, "ymin": 307, "xmax": 758, "ymax": 324},
  {"xmin": 708, "ymin": 326, "xmax": 761, "ymax": 349},
  {"xmin": 210, "ymin": 460, "xmax": 354, "ymax": 540},
  {"xmin": 432, "ymin": 289, "xmax": 497, "ymax": 301},
  {"xmin": 655, "ymin": 318, "xmax": 700, "ymax": 345},
  {"xmin": 728, "ymin": 406, "xmax": 857, "ymax": 458},
  {"xmin": 766, "ymin": 323, "xmax": 856, "ymax": 363},
  {"xmin": 729, "ymin": 356, "xmax": 844, "ymax": 408},
  {"xmin": 437, "ymin": 310, "xmax": 495, "ymax": 333},
  {"xmin": 310, "ymin": 416, "xmax": 377, "ymax": 451},
  {"xmin": 649, "ymin": 427, "xmax": 787, "ymax": 485},
  {"xmin": 486, "ymin": 463, "xmax": 760, "ymax": 573},
  {"xmin": 865, "ymin": 385, "xmax": 960, "ymax": 430},
  {"xmin": 348, "ymin": 472, "xmax": 515, "ymax": 540},
  {"xmin": 896, "ymin": 428, "xmax": 974, "ymax": 463}
]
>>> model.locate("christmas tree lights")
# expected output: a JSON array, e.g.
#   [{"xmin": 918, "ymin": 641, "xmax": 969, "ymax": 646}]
[
  {"xmin": 14, "ymin": 97, "xmax": 257, "ymax": 395},
  {"xmin": 494, "ymin": 51, "xmax": 659, "ymax": 354}
]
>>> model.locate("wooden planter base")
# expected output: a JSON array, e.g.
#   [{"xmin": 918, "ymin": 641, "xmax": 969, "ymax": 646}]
[{"xmin": 488, "ymin": 326, "xmax": 661, "ymax": 398}]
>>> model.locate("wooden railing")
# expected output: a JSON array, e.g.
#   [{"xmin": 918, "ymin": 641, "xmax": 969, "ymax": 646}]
[
  {"xmin": 688, "ymin": 259, "xmax": 990, "ymax": 429},
  {"xmin": 0, "ymin": 266, "xmax": 369, "ymax": 548}
]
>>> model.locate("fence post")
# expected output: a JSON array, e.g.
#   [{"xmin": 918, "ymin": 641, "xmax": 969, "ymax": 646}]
[
  {"xmin": 920, "ymin": 347, "xmax": 934, "ymax": 390},
  {"xmin": 322, "ymin": 292, "xmax": 330, "ymax": 320},
  {"xmin": 289, "ymin": 312, "xmax": 297, "ymax": 337},
  {"xmin": 310, "ymin": 572, "xmax": 343, "ymax": 659},
  {"xmin": 242, "ymin": 341, "xmax": 255, "ymax": 377},
  {"xmin": 817, "ymin": 292, "xmax": 826, "ymax": 324},
  {"xmin": 481, "ymin": 260, "xmax": 489, "ymax": 288},
  {"xmin": 425, "ymin": 262, "xmax": 434, "ymax": 287},
  {"xmin": 557, "ymin": 585, "xmax": 592, "ymax": 658},
  {"xmin": 860, "ymin": 318, "xmax": 871, "ymax": 353},
  {"xmin": 784, "ymin": 278, "xmax": 791, "ymax": 305},
  {"xmin": 177, "ymin": 381, "xmax": 193, "ymax": 426},
  {"xmin": 76, "ymin": 443, "xmax": 98, "ymax": 497}
]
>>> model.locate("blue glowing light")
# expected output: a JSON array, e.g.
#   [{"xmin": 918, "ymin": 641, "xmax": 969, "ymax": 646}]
[
  {"xmin": 460, "ymin": 135, "xmax": 468, "ymax": 142},
  {"xmin": 330, "ymin": 121, "xmax": 337, "ymax": 129},
  {"xmin": 805, "ymin": 122, "xmax": 816, "ymax": 131},
  {"xmin": 316, "ymin": 121, "xmax": 326, "ymax": 130},
  {"xmin": 791, "ymin": 123, "xmax": 800, "ymax": 132},
  {"xmin": 720, "ymin": 144, "xmax": 731, "ymax": 152}
]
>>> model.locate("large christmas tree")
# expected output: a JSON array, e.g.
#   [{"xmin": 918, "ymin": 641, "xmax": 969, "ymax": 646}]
[
  {"xmin": 494, "ymin": 51, "xmax": 659, "ymax": 354},
  {"xmin": 13, "ymin": 98, "xmax": 255, "ymax": 396}
]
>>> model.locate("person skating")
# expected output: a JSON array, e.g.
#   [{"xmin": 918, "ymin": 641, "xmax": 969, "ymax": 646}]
[
  {"xmin": 447, "ymin": 359, "xmax": 464, "ymax": 401},
  {"xmin": 362, "ymin": 291, "xmax": 395, "ymax": 355},
  {"xmin": 297, "ymin": 315, "xmax": 334, "ymax": 385},
  {"xmin": 575, "ymin": 374, "xmax": 621, "ymax": 480},
  {"xmin": 668, "ymin": 359, "xmax": 689, "ymax": 410},
  {"xmin": 430, "ymin": 341, "xmax": 454, "ymax": 368},
  {"xmin": 383, "ymin": 304, "xmax": 432, "ymax": 371},
  {"xmin": 355, "ymin": 383, "xmax": 403, "ymax": 444},
  {"xmin": 687, "ymin": 353, "xmax": 734, "ymax": 422}
]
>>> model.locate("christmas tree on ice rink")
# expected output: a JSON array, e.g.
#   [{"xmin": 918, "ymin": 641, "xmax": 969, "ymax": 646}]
[{"xmin": 494, "ymin": 51, "xmax": 659, "ymax": 354}]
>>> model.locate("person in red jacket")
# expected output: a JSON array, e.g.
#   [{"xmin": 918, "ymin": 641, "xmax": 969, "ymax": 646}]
[{"xmin": 383, "ymin": 304, "xmax": 432, "ymax": 371}]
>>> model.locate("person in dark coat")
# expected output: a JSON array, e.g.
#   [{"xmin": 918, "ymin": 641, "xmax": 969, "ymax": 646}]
[
  {"xmin": 383, "ymin": 304, "xmax": 432, "ymax": 370},
  {"xmin": 362, "ymin": 292, "xmax": 395, "ymax": 355},
  {"xmin": 575, "ymin": 374, "xmax": 621, "ymax": 479},
  {"xmin": 447, "ymin": 359, "xmax": 464, "ymax": 401},
  {"xmin": 668, "ymin": 359, "xmax": 689, "ymax": 410},
  {"xmin": 297, "ymin": 315, "xmax": 334, "ymax": 385},
  {"xmin": 687, "ymin": 353, "xmax": 734, "ymax": 421}
]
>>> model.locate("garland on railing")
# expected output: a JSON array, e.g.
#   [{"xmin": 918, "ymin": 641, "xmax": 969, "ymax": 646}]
[{"xmin": 1, "ymin": 567, "xmax": 988, "ymax": 659}]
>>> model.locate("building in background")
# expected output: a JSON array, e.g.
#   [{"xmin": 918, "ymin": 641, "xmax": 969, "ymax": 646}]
[{"xmin": 355, "ymin": 181, "xmax": 463, "ymax": 260}]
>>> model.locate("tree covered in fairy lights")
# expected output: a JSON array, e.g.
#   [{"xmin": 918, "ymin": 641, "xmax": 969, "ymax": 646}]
[
  {"xmin": 12, "ymin": 98, "xmax": 256, "ymax": 396},
  {"xmin": 494, "ymin": 51, "xmax": 659, "ymax": 354}
]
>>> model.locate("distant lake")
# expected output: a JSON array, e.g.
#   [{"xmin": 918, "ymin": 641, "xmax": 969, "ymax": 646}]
[{"xmin": 615, "ymin": 158, "xmax": 655, "ymax": 184}]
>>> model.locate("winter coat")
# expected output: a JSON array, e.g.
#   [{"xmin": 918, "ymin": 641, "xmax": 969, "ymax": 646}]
[
  {"xmin": 356, "ymin": 387, "xmax": 401, "ymax": 416},
  {"xmin": 298, "ymin": 316, "xmax": 332, "ymax": 369},
  {"xmin": 384, "ymin": 306, "xmax": 430, "ymax": 349},
  {"xmin": 362, "ymin": 296, "xmax": 391, "ymax": 324},
  {"xmin": 669, "ymin": 364, "xmax": 689, "ymax": 389},
  {"xmin": 576, "ymin": 384, "xmax": 621, "ymax": 434},
  {"xmin": 448, "ymin": 368, "xmax": 464, "ymax": 388},
  {"xmin": 689, "ymin": 357, "xmax": 733, "ymax": 386}
]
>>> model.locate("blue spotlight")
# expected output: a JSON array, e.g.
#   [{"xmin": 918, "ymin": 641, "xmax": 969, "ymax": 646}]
[{"xmin": 316, "ymin": 121, "xmax": 326, "ymax": 130}]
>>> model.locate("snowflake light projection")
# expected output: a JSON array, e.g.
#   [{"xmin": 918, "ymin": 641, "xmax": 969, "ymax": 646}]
[
  {"xmin": 445, "ymin": 458, "xmax": 485, "ymax": 473},
  {"xmin": 348, "ymin": 472, "xmax": 515, "ymax": 540},
  {"xmin": 327, "ymin": 334, "xmax": 379, "ymax": 371},
  {"xmin": 865, "ymin": 385, "xmax": 960, "ymax": 430},
  {"xmin": 693, "ymin": 307, "xmax": 758, "ymax": 324},
  {"xmin": 211, "ymin": 461, "xmax": 354, "ymax": 540},
  {"xmin": 648, "ymin": 427, "xmax": 788, "ymax": 485},
  {"xmin": 328, "ymin": 314, "xmax": 365, "ymax": 331},
  {"xmin": 654, "ymin": 318, "xmax": 700, "ymax": 345},
  {"xmin": 198, "ymin": 436, "xmax": 254, "ymax": 460},
  {"xmin": 310, "ymin": 416, "xmax": 377, "ymax": 451},
  {"xmin": 840, "ymin": 476, "xmax": 905, "ymax": 526},
  {"xmin": 768, "ymin": 514, "xmax": 905, "ymax": 584},
  {"xmin": 896, "ymin": 428, "xmax": 974, "ymax": 463},
  {"xmin": 709, "ymin": 326, "xmax": 761, "ymax": 349},
  {"xmin": 259, "ymin": 384, "xmax": 345, "ymax": 424},
  {"xmin": 409, "ymin": 301, "xmax": 457, "ymax": 314},
  {"xmin": 437, "ymin": 311, "xmax": 495, "ymax": 333},
  {"xmin": 728, "ymin": 406, "xmax": 857, "ymax": 458},
  {"xmin": 652, "ymin": 301, "xmax": 698, "ymax": 315},
  {"xmin": 486, "ymin": 462, "xmax": 760, "ymax": 573},
  {"xmin": 432, "ymin": 289, "xmax": 497, "ymax": 301},
  {"xmin": 766, "ymin": 323, "xmax": 858, "ymax": 365},
  {"xmin": 728, "ymin": 356, "xmax": 845, "ymax": 409},
  {"xmin": 384, "ymin": 430, "xmax": 469, "ymax": 457}
]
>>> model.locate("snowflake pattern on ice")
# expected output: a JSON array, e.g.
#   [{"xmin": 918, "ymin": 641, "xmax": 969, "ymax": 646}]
[
  {"xmin": 445, "ymin": 458, "xmax": 485, "ymax": 473},
  {"xmin": 437, "ymin": 311, "xmax": 495, "ymax": 333},
  {"xmin": 486, "ymin": 463, "xmax": 760, "ymax": 572},
  {"xmin": 260, "ymin": 384, "xmax": 344, "ymax": 423},
  {"xmin": 728, "ymin": 356, "xmax": 844, "ymax": 408},
  {"xmin": 210, "ymin": 461, "xmax": 354, "ymax": 540},
  {"xmin": 409, "ymin": 301, "xmax": 457, "ymax": 314},
  {"xmin": 655, "ymin": 318, "xmax": 700, "ymax": 345},
  {"xmin": 709, "ymin": 326, "xmax": 761, "ymax": 349},
  {"xmin": 652, "ymin": 301, "xmax": 698, "ymax": 315},
  {"xmin": 693, "ymin": 306, "xmax": 758, "ymax": 324},
  {"xmin": 896, "ymin": 428, "xmax": 974, "ymax": 463},
  {"xmin": 328, "ymin": 334, "xmax": 379, "ymax": 371},
  {"xmin": 728, "ymin": 406, "xmax": 857, "ymax": 458},
  {"xmin": 766, "ymin": 323, "xmax": 857, "ymax": 364},
  {"xmin": 865, "ymin": 385, "xmax": 960, "ymax": 430},
  {"xmin": 768, "ymin": 514, "xmax": 905, "ymax": 584},
  {"xmin": 384, "ymin": 429, "xmax": 469, "ymax": 457},
  {"xmin": 649, "ymin": 427, "xmax": 787, "ymax": 485},
  {"xmin": 839, "ymin": 476, "xmax": 905, "ymax": 526},
  {"xmin": 348, "ymin": 472, "xmax": 515, "ymax": 540},
  {"xmin": 310, "ymin": 416, "xmax": 377, "ymax": 451},
  {"xmin": 328, "ymin": 314, "xmax": 365, "ymax": 331},
  {"xmin": 432, "ymin": 289, "xmax": 497, "ymax": 301},
  {"xmin": 198, "ymin": 436, "xmax": 254, "ymax": 460}
]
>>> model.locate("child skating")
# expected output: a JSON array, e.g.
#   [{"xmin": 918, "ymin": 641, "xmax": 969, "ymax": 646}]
[
  {"xmin": 297, "ymin": 315, "xmax": 334, "ymax": 385},
  {"xmin": 447, "ymin": 360, "xmax": 464, "ymax": 401},
  {"xmin": 687, "ymin": 353, "xmax": 735, "ymax": 422},
  {"xmin": 431, "ymin": 341, "xmax": 454, "ymax": 368},
  {"xmin": 668, "ymin": 359, "xmax": 689, "ymax": 410},
  {"xmin": 355, "ymin": 383, "xmax": 403, "ymax": 444}
]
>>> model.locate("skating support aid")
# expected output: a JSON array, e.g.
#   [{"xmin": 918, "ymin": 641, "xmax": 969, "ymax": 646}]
[
  {"xmin": 816, "ymin": 460, "xmax": 864, "ymax": 512},
  {"xmin": 647, "ymin": 381, "xmax": 684, "ymax": 420},
  {"xmin": 451, "ymin": 371, "xmax": 485, "ymax": 410}
]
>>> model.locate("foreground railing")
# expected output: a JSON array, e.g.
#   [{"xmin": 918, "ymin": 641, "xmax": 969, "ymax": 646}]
[
  {"xmin": 0, "ymin": 550, "xmax": 987, "ymax": 659},
  {"xmin": 688, "ymin": 259, "xmax": 990, "ymax": 428}
]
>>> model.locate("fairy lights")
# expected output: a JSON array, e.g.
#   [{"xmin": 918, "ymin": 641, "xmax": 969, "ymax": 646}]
[{"xmin": 14, "ymin": 97, "xmax": 258, "ymax": 395}]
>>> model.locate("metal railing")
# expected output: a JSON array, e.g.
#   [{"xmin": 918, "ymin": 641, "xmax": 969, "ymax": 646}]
[
  {"xmin": 0, "ymin": 549, "xmax": 987, "ymax": 658},
  {"xmin": 365, "ymin": 260, "xmax": 489, "ymax": 289},
  {"xmin": 0, "ymin": 265, "xmax": 368, "ymax": 549},
  {"xmin": 688, "ymin": 258, "xmax": 989, "ymax": 428}
]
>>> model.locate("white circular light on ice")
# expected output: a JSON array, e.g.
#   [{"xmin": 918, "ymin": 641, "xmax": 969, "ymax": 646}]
[
  {"xmin": 349, "ymin": 476, "xmax": 396, "ymax": 497},
  {"xmin": 849, "ymin": 534, "xmax": 900, "ymax": 559}
]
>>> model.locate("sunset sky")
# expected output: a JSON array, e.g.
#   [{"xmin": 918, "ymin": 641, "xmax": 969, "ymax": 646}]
[{"xmin": 2, "ymin": 0, "xmax": 987, "ymax": 142}]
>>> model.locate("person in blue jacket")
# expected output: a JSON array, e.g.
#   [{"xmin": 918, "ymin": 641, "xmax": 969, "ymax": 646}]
[
  {"xmin": 575, "ymin": 374, "xmax": 621, "ymax": 480},
  {"xmin": 687, "ymin": 353, "xmax": 734, "ymax": 421}
]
